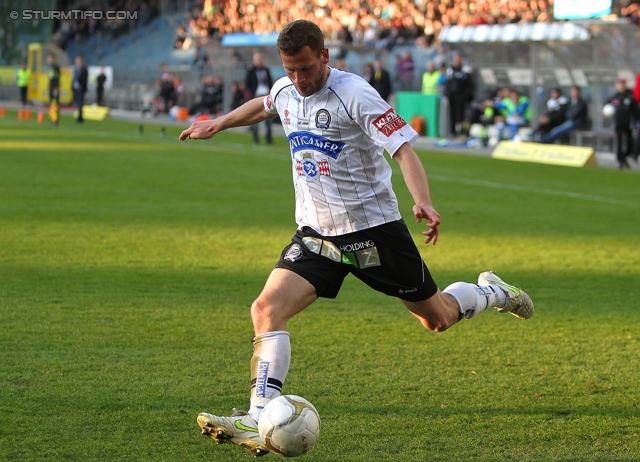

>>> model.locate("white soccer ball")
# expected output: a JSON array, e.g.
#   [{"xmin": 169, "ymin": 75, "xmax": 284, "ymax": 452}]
[
  {"xmin": 602, "ymin": 103, "xmax": 615, "ymax": 118},
  {"xmin": 258, "ymin": 395, "xmax": 321, "ymax": 457}
]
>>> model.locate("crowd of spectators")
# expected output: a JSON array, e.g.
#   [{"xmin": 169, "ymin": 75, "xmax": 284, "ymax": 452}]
[
  {"xmin": 178, "ymin": 0, "xmax": 559, "ymax": 50},
  {"xmin": 52, "ymin": 0, "xmax": 160, "ymax": 50}
]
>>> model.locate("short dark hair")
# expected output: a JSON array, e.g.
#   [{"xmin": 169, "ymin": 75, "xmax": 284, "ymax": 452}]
[{"xmin": 277, "ymin": 20, "xmax": 324, "ymax": 56}]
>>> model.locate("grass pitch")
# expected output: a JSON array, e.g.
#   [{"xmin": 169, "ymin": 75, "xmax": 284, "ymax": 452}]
[{"xmin": 1, "ymin": 112, "xmax": 639, "ymax": 461}]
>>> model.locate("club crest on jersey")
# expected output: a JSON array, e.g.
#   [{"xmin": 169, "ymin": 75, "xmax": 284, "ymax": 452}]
[
  {"xmin": 373, "ymin": 108, "xmax": 407, "ymax": 137},
  {"xmin": 295, "ymin": 153, "xmax": 331, "ymax": 180},
  {"xmin": 315, "ymin": 109, "xmax": 331, "ymax": 129},
  {"xmin": 288, "ymin": 131, "xmax": 345, "ymax": 159}
]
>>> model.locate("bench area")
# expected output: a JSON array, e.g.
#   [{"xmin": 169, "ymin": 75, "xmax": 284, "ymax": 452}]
[{"xmin": 571, "ymin": 130, "xmax": 616, "ymax": 151}]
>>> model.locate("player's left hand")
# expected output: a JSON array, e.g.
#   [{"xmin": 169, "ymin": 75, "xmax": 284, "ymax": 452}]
[{"xmin": 413, "ymin": 204, "xmax": 440, "ymax": 245}]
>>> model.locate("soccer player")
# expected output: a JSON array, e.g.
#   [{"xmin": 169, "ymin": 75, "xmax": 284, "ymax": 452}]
[{"xmin": 180, "ymin": 20, "xmax": 534, "ymax": 457}]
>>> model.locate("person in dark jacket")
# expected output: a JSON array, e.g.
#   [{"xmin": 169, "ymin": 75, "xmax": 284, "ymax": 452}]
[
  {"xmin": 47, "ymin": 54, "xmax": 61, "ymax": 127},
  {"xmin": 159, "ymin": 73, "xmax": 177, "ymax": 114},
  {"xmin": 539, "ymin": 86, "xmax": 588, "ymax": 144},
  {"xmin": 605, "ymin": 77, "xmax": 639, "ymax": 169},
  {"xmin": 96, "ymin": 68, "xmax": 107, "ymax": 106},
  {"xmin": 245, "ymin": 52, "xmax": 274, "ymax": 144},
  {"xmin": 533, "ymin": 88, "xmax": 568, "ymax": 138},
  {"xmin": 444, "ymin": 54, "xmax": 474, "ymax": 137},
  {"xmin": 73, "ymin": 55, "xmax": 89, "ymax": 123},
  {"xmin": 189, "ymin": 76, "xmax": 224, "ymax": 115},
  {"xmin": 370, "ymin": 59, "xmax": 392, "ymax": 102}
]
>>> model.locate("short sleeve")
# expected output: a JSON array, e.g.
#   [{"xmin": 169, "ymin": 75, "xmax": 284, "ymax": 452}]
[{"xmin": 342, "ymin": 78, "xmax": 418, "ymax": 156}]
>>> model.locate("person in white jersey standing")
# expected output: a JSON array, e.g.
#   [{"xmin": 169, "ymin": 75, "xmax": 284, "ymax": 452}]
[{"xmin": 180, "ymin": 19, "xmax": 534, "ymax": 457}]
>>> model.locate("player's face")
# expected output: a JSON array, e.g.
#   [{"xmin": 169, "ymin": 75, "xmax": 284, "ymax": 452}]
[{"xmin": 280, "ymin": 47, "xmax": 329, "ymax": 97}]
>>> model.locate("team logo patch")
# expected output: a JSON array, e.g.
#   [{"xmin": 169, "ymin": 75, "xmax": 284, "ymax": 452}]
[
  {"xmin": 265, "ymin": 94, "xmax": 273, "ymax": 110},
  {"xmin": 315, "ymin": 109, "xmax": 331, "ymax": 129},
  {"xmin": 295, "ymin": 153, "xmax": 331, "ymax": 180},
  {"xmin": 373, "ymin": 108, "xmax": 408, "ymax": 137},
  {"xmin": 283, "ymin": 244, "xmax": 303, "ymax": 262}
]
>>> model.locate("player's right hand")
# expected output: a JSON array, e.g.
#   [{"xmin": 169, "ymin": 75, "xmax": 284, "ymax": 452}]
[{"xmin": 179, "ymin": 120, "xmax": 217, "ymax": 141}]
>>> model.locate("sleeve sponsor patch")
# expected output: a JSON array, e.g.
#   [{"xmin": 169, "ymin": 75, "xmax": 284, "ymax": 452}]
[
  {"xmin": 265, "ymin": 94, "xmax": 273, "ymax": 110},
  {"xmin": 373, "ymin": 108, "xmax": 407, "ymax": 137}
]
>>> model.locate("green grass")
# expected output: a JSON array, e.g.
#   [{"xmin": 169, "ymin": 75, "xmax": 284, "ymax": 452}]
[{"xmin": 1, "ymin": 111, "xmax": 639, "ymax": 461}]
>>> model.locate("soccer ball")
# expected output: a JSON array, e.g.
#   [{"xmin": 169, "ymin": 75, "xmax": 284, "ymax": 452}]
[
  {"xmin": 258, "ymin": 395, "xmax": 321, "ymax": 457},
  {"xmin": 602, "ymin": 104, "xmax": 615, "ymax": 118}
]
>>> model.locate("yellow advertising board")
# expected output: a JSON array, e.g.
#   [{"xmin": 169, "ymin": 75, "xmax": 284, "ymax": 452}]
[
  {"xmin": 73, "ymin": 105, "xmax": 110, "ymax": 121},
  {"xmin": 492, "ymin": 141, "xmax": 596, "ymax": 167}
]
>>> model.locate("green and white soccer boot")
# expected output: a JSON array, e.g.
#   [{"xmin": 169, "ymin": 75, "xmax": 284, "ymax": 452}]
[
  {"xmin": 198, "ymin": 409, "xmax": 270, "ymax": 457},
  {"xmin": 478, "ymin": 271, "xmax": 534, "ymax": 319}
]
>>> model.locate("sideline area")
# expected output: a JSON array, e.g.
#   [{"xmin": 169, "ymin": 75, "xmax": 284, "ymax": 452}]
[{"xmin": 1, "ymin": 100, "xmax": 637, "ymax": 171}]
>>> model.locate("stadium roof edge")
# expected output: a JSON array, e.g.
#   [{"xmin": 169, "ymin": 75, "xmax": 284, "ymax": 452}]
[{"xmin": 439, "ymin": 22, "xmax": 593, "ymax": 43}]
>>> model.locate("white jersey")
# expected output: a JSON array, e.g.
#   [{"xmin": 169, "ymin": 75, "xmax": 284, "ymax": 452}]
[{"xmin": 264, "ymin": 68, "xmax": 418, "ymax": 236}]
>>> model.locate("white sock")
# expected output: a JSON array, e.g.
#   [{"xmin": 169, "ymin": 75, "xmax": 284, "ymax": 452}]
[
  {"xmin": 443, "ymin": 282, "xmax": 504, "ymax": 319},
  {"xmin": 248, "ymin": 331, "xmax": 290, "ymax": 422}
]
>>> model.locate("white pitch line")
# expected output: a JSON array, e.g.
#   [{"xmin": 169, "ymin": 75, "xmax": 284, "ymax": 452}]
[{"xmin": 425, "ymin": 174, "xmax": 637, "ymax": 207}]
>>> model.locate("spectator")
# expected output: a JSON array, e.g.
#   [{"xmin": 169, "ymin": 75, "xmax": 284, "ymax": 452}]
[
  {"xmin": 189, "ymin": 76, "xmax": 223, "ymax": 115},
  {"xmin": 532, "ymin": 88, "xmax": 568, "ymax": 139},
  {"xmin": 363, "ymin": 63, "xmax": 374, "ymax": 83},
  {"xmin": 47, "ymin": 54, "xmax": 60, "ymax": 128},
  {"xmin": 605, "ymin": 77, "xmax": 639, "ymax": 169},
  {"xmin": 370, "ymin": 59, "xmax": 392, "ymax": 102},
  {"xmin": 396, "ymin": 50, "xmax": 415, "ymax": 91},
  {"xmin": 444, "ymin": 54, "xmax": 474, "ymax": 137},
  {"xmin": 72, "ymin": 55, "xmax": 89, "ymax": 123},
  {"xmin": 193, "ymin": 45, "xmax": 209, "ymax": 68},
  {"xmin": 245, "ymin": 52, "xmax": 273, "ymax": 145},
  {"xmin": 421, "ymin": 61, "xmax": 440, "ymax": 96},
  {"xmin": 159, "ymin": 72, "xmax": 177, "ymax": 114},
  {"xmin": 633, "ymin": 71, "xmax": 640, "ymax": 161},
  {"xmin": 16, "ymin": 62, "xmax": 30, "ymax": 107},
  {"xmin": 436, "ymin": 63, "xmax": 448, "ymax": 95},
  {"xmin": 96, "ymin": 67, "xmax": 107, "ymax": 106},
  {"xmin": 493, "ymin": 89, "xmax": 530, "ymax": 140},
  {"xmin": 231, "ymin": 81, "xmax": 248, "ymax": 110},
  {"xmin": 175, "ymin": 26, "xmax": 187, "ymax": 49},
  {"xmin": 538, "ymin": 86, "xmax": 588, "ymax": 145}
]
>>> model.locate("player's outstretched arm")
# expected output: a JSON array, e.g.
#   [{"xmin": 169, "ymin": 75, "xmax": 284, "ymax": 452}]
[
  {"xmin": 179, "ymin": 97, "xmax": 276, "ymax": 141},
  {"xmin": 393, "ymin": 143, "xmax": 441, "ymax": 245}
]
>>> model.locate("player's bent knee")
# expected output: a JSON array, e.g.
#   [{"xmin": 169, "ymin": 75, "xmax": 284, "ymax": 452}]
[{"xmin": 251, "ymin": 297, "xmax": 272, "ymax": 323}]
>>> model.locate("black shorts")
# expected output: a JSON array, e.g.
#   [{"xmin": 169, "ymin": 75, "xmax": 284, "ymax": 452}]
[{"xmin": 275, "ymin": 219, "xmax": 438, "ymax": 302}]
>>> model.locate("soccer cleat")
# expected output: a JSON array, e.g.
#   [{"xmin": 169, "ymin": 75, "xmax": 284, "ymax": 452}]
[
  {"xmin": 478, "ymin": 271, "xmax": 534, "ymax": 319},
  {"xmin": 197, "ymin": 408, "xmax": 269, "ymax": 457}
]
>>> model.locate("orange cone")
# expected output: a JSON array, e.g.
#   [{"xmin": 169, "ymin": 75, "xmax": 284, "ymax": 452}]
[
  {"xmin": 18, "ymin": 109, "xmax": 24, "ymax": 120},
  {"xmin": 0, "ymin": 107, "xmax": 6, "ymax": 117},
  {"xmin": 25, "ymin": 110, "xmax": 32, "ymax": 121},
  {"xmin": 37, "ymin": 111, "xmax": 44, "ymax": 123}
]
